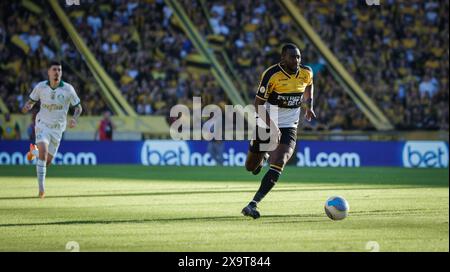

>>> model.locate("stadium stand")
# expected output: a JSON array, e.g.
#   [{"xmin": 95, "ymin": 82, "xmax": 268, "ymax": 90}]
[
  {"xmin": 0, "ymin": 1, "xmax": 107, "ymax": 115},
  {"xmin": 0, "ymin": 0, "xmax": 448, "ymax": 132},
  {"xmin": 296, "ymin": 0, "xmax": 449, "ymax": 130}
]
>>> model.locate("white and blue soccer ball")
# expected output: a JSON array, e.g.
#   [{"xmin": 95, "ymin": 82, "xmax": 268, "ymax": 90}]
[{"xmin": 324, "ymin": 196, "xmax": 349, "ymax": 220}]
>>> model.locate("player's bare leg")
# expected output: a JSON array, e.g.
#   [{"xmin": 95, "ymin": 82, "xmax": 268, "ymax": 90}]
[
  {"xmin": 46, "ymin": 154, "xmax": 53, "ymax": 166},
  {"xmin": 242, "ymin": 144, "xmax": 295, "ymax": 219},
  {"xmin": 245, "ymin": 151, "xmax": 269, "ymax": 175},
  {"xmin": 36, "ymin": 142, "xmax": 49, "ymax": 198}
]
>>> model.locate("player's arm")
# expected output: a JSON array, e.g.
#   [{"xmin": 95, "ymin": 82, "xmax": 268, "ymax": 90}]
[
  {"xmin": 302, "ymin": 67, "xmax": 316, "ymax": 122},
  {"xmin": 22, "ymin": 99, "xmax": 36, "ymax": 113},
  {"xmin": 254, "ymin": 69, "xmax": 280, "ymax": 139},
  {"xmin": 254, "ymin": 96, "xmax": 279, "ymax": 134},
  {"xmin": 23, "ymin": 85, "xmax": 41, "ymax": 113},
  {"xmin": 303, "ymin": 83, "xmax": 316, "ymax": 122},
  {"xmin": 69, "ymin": 103, "xmax": 83, "ymax": 128}
]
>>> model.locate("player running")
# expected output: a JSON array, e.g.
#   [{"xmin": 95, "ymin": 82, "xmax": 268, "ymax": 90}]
[
  {"xmin": 22, "ymin": 61, "xmax": 83, "ymax": 198},
  {"xmin": 242, "ymin": 44, "xmax": 316, "ymax": 219}
]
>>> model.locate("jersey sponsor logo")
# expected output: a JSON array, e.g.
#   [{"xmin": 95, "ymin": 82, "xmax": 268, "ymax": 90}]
[
  {"xmin": 276, "ymin": 94, "xmax": 301, "ymax": 107},
  {"xmin": 42, "ymin": 103, "xmax": 63, "ymax": 111},
  {"xmin": 402, "ymin": 141, "xmax": 448, "ymax": 168}
]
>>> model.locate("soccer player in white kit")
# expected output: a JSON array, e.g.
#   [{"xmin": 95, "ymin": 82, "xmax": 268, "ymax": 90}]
[{"xmin": 22, "ymin": 61, "xmax": 83, "ymax": 198}]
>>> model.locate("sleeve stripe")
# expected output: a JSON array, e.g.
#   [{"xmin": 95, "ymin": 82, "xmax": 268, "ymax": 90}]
[
  {"xmin": 255, "ymin": 95, "xmax": 267, "ymax": 101},
  {"xmin": 256, "ymin": 65, "xmax": 280, "ymax": 100},
  {"xmin": 258, "ymin": 65, "xmax": 280, "ymax": 90},
  {"xmin": 29, "ymin": 97, "xmax": 38, "ymax": 102},
  {"xmin": 72, "ymin": 102, "xmax": 81, "ymax": 107}
]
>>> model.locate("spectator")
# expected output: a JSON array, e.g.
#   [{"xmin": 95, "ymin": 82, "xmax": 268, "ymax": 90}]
[
  {"xmin": 419, "ymin": 74, "xmax": 439, "ymax": 98},
  {"xmin": 96, "ymin": 111, "xmax": 115, "ymax": 141},
  {"xmin": 0, "ymin": 113, "xmax": 21, "ymax": 140}
]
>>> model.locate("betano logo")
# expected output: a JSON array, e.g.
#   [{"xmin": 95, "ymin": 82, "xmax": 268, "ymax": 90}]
[
  {"xmin": 140, "ymin": 140, "xmax": 246, "ymax": 166},
  {"xmin": 402, "ymin": 141, "xmax": 448, "ymax": 168},
  {"xmin": 296, "ymin": 147, "xmax": 361, "ymax": 167},
  {"xmin": 141, "ymin": 140, "xmax": 190, "ymax": 166}
]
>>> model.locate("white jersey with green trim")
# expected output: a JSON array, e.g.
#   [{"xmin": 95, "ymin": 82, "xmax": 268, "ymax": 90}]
[{"xmin": 29, "ymin": 80, "xmax": 80, "ymax": 131}]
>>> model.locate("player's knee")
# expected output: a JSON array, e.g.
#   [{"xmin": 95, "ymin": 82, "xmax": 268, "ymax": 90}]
[
  {"xmin": 245, "ymin": 160, "xmax": 258, "ymax": 172},
  {"xmin": 280, "ymin": 149, "xmax": 294, "ymax": 165},
  {"xmin": 38, "ymin": 153, "xmax": 48, "ymax": 161}
]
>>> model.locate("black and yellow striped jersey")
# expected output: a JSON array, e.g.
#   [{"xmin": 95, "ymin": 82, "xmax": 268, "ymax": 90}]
[{"xmin": 256, "ymin": 63, "xmax": 313, "ymax": 108}]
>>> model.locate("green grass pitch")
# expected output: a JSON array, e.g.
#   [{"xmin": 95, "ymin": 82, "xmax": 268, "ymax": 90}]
[{"xmin": 0, "ymin": 165, "xmax": 448, "ymax": 252}]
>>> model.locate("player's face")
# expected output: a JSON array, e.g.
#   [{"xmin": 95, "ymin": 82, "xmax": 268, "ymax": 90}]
[
  {"xmin": 48, "ymin": 65, "xmax": 62, "ymax": 83},
  {"xmin": 283, "ymin": 48, "xmax": 301, "ymax": 73}
]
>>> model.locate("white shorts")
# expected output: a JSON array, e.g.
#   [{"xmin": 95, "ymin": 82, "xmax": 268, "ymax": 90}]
[{"xmin": 35, "ymin": 123, "xmax": 63, "ymax": 156}]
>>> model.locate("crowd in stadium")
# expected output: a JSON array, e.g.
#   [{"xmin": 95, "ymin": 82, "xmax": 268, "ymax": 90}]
[
  {"xmin": 0, "ymin": 1, "xmax": 106, "ymax": 116},
  {"xmin": 0, "ymin": 0, "xmax": 448, "ymax": 132},
  {"xmin": 297, "ymin": 0, "xmax": 449, "ymax": 130}
]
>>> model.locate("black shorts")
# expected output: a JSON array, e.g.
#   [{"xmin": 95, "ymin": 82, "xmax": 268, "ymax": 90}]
[{"xmin": 249, "ymin": 127, "xmax": 297, "ymax": 153}]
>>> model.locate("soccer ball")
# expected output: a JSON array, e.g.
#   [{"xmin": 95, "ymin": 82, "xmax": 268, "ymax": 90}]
[{"xmin": 324, "ymin": 196, "xmax": 349, "ymax": 220}]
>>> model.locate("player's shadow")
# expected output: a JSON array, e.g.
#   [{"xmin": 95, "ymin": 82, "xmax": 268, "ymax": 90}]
[
  {"xmin": 0, "ymin": 208, "xmax": 433, "ymax": 228},
  {"xmin": 0, "ymin": 214, "xmax": 325, "ymax": 228},
  {"xmin": 0, "ymin": 186, "xmax": 426, "ymax": 201}
]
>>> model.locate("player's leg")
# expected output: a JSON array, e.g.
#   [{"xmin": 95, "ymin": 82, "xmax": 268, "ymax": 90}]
[
  {"xmin": 245, "ymin": 125, "xmax": 271, "ymax": 175},
  {"xmin": 46, "ymin": 136, "xmax": 61, "ymax": 166},
  {"xmin": 245, "ymin": 150, "xmax": 268, "ymax": 174},
  {"xmin": 39, "ymin": 132, "xmax": 62, "ymax": 198},
  {"xmin": 46, "ymin": 153, "xmax": 54, "ymax": 166},
  {"xmin": 35, "ymin": 141, "xmax": 49, "ymax": 198},
  {"xmin": 242, "ymin": 128, "xmax": 296, "ymax": 219}
]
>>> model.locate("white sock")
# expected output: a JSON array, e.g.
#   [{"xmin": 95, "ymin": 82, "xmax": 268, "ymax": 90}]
[
  {"xmin": 36, "ymin": 159, "xmax": 46, "ymax": 193},
  {"xmin": 32, "ymin": 149, "xmax": 39, "ymax": 157}
]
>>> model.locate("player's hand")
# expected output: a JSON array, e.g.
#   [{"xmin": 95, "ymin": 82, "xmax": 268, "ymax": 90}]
[
  {"xmin": 69, "ymin": 118, "xmax": 77, "ymax": 128},
  {"xmin": 305, "ymin": 109, "xmax": 316, "ymax": 122},
  {"xmin": 22, "ymin": 104, "xmax": 33, "ymax": 113}
]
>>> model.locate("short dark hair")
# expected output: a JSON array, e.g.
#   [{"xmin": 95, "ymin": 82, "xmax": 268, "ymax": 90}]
[
  {"xmin": 281, "ymin": 43, "xmax": 300, "ymax": 55},
  {"xmin": 48, "ymin": 61, "xmax": 62, "ymax": 68}
]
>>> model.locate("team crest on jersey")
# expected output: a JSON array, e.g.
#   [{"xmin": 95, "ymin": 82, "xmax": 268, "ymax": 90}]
[{"xmin": 57, "ymin": 94, "xmax": 65, "ymax": 104}]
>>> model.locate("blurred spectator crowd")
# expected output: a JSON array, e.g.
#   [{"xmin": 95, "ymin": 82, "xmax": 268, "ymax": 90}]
[
  {"xmin": 0, "ymin": 0, "xmax": 448, "ymax": 131},
  {"xmin": 298, "ymin": 0, "xmax": 449, "ymax": 130}
]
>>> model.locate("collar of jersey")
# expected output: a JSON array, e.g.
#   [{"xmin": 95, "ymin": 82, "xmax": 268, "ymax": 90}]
[
  {"xmin": 46, "ymin": 80, "xmax": 64, "ymax": 90},
  {"xmin": 278, "ymin": 63, "xmax": 300, "ymax": 79}
]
